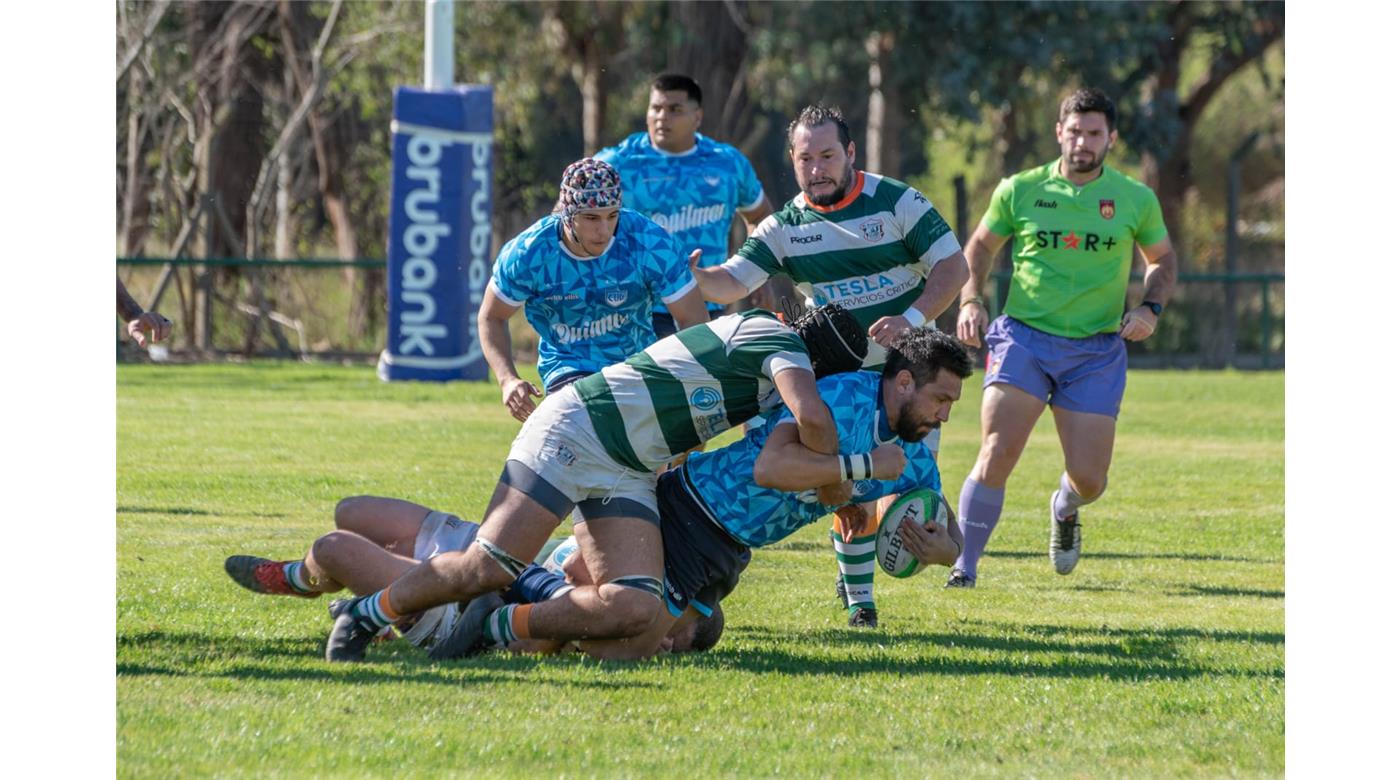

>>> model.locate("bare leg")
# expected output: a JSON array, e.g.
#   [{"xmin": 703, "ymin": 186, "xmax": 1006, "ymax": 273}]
[
  {"xmin": 1050, "ymin": 407, "xmax": 1117, "ymax": 503},
  {"xmin": 387, "ymin": 481, "xmax": 563, "ymax": 614},
  {"xmin": 969, "ymin": 383, "xmax": 1049, "ymax": 488},
  {"xmin": 333, "ymin": 496, "xmax": 431, "ymax": 556},
  {"xmin": 306, "ymin": 531, "xmax": 420, "ymax": 595},
  {"xmin": 515, "ymin": 517, "xmax": 664, "ymax": 651}
]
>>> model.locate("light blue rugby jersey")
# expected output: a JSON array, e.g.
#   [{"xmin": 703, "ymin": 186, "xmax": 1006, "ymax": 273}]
[
  {"xmin": 681, "ymin": 371, "xmax": 941, "ymax": 548},
  {"xmin": 594, "ymin": 133, "xmax": 765, "ymax": 314},
  {"xmin": 490, "ymin": 210, "xmax": 696, "ymax": 388}
]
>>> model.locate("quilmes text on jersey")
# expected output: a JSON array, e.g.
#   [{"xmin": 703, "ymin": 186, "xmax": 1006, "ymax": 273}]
[{"xmin": 649, "ymin": 202, "xmax": 728, "ymax": 234}]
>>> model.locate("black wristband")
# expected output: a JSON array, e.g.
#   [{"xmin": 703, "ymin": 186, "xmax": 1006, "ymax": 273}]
[{"xmin": 1142, "ymin": 300, "xmax": 1163, "ymax": 316}]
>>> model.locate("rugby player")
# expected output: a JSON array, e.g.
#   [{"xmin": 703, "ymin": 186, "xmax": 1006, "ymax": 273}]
[
  {"xmin": 688, "ymin": 104, "xmax": 971, "ymax": 627},
  {"xmin": 479, "ymin": 158, "xmax": 709, "ymax": 422},
  {"xmin": 948, "ymin": 88, "xmax": 1178, "ymax": 587},
  {"xmin": 594, "ymin": 73, "xmax": 773, "ymax": 338},
  {"xmin": 441, "ymin": 327, "xmax": 974, "ymax": 661},
  {"xmin": 223, "ymin": 497, "xmax": 721, "ymax": 653},
  {"xmin": 324, "ymin": 304, "xmax": 868, "ymax": 662}
]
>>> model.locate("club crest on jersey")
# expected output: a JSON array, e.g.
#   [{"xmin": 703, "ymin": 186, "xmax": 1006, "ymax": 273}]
[
  {"xmin": 689, "ymin": 386, "xmax": 722, "ymax": 411},
  {"xmin": 703, "ymin": 175, "xmax": 721, "ymax": 186},
  {"xmin": 604, "ymin": 289, "xmax": 628, "ymax": 308},
  {"xmin": 860, "ymin": 218, "xmax": 885, "ymax": 242},
  {"xmin": 1100, "ymin": 199, "xmax": 1116, "ymax": 220}
]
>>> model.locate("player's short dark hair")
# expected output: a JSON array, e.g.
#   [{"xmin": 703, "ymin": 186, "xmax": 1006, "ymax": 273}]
[
  {"xmin": 785, "ymin": 299, "xmax": 867, "ymax": 378},
  {"xmin": 787, "ymin": 104, "xmax": 852, "ymax": 150},
  {"xmin": 651, "ymin": 73, "xmax": 703, "ymax": 106},
  {"xmin": 688, "ymin": 603, "xmax": 725, "ymax": 653},
  {"xmin": 1059, "ymin": 88, "xmax": 1117, "ymax": 131},
  {"xmin": 882, "ymin": 327, "xmax": 974, "ymax": 387}
]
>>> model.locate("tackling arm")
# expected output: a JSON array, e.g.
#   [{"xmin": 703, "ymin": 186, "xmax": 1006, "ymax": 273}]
[
  {"xmin": 752, "ymin": 422, "xmax": 906, "ymax": 491},
  {"xmin": 689, "ymin": 253, "xmax": 753, "ymax": 305}
]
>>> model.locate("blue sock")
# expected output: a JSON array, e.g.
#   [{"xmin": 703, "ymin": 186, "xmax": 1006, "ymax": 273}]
[
  {"xmin": 505, "ymin": 564, "xmax": 573, "ymax": 604},
  {"xmin": 956, "ymin": 477, "xmax": 1005, "ymax": 580}
]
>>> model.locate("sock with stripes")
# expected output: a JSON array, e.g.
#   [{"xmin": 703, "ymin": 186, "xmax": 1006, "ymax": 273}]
[
  {"xmin": 484, "ymin": 603, "xmax": 533, "ymax": 647},
  {"xmin": 831, "ymin": 529, "xmax": 877, "ymax": 612},
  {"xmin": 283, "ymin": 561, "xmax": 315, "ymax": 594},
  {"xmin": 348, "ymin": 587, "xmax": 402, "ymax": 632},
  {"xmin": 505, "ymin": 564, "xmax": 574, "ymax": 604}
]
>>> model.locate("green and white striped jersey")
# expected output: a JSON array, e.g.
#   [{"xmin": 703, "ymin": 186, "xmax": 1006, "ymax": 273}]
[
  {"xmin": 572, "ymin": 310, "xmax": 813, "ymax": 472},
  {"xmin": 716, "ymin": 171, "xmax": 960, "ymax": 366}
]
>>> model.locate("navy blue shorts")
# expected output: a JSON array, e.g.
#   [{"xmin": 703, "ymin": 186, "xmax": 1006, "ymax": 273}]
[{"xmin": 657, "ymin": 467, "xmax": 751, "ymax": 618}]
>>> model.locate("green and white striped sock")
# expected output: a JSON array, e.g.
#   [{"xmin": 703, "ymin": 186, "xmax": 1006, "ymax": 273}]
[
  {"xmin": 283, "ymin": 561, "xmax": 314, "ymax": 593},
  {"xmin": 831, "ymin": 530, "xmax": 877, "ymax": 612},
  {"xmin": 484, "ymin": 604, "xmax": 520, "ymax": 647}
]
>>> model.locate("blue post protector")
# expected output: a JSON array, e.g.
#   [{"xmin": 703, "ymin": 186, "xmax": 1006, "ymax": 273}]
[{"xmin": 379, "ymin": 85, "xmax": 493, "ymax": 381}]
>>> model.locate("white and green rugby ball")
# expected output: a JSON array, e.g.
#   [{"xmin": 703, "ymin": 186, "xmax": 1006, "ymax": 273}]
[{"xmin": 876, "ymin": 487, "xmax": 953, "ymax": 578}]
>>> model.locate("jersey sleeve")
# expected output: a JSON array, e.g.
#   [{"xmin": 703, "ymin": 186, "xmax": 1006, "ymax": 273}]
[
  {"xmin": 719, "ymin": 214, "xmax": 788, "ymax": 293},
  {"xmin": 726, "ymin": 315, "xmax": 813, "ymax": 380},
  {"xmin": 734, "ymin": 152, "xmax": 766, "ymax": 212},
  {"xmin": 591, "ymin": 143, "xmax": 621, "ymax": 168},
  {"xmin": 895, "ymin": 187, "xmax": 962, "ymax": 272},
  {"xmin": 489, "ymin": 237, "xmax": 532, "ymax": 307},
  {"xmin": 980, "ymin": 177, "xmax": 1016, "ymax": 237},
  {"xmin": 641, "ymin": 221, "xmax": 699, "ymax": 304},
  {"xmin": 1133, "ymin": 188, "xmax": 1170, "ymax": 248}
]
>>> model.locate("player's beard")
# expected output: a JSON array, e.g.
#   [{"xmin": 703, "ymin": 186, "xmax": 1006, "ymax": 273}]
[
  {"xmin": 806, "ymin": 161, "xmax": 855, "ymax": 207},
  {"xmin": 893, "ymin": 399, "xmax": 938, "ymax": 443},
  {"xmin": 1064, "ymin": 146, "xmax": 1108, "ymax": 175}
]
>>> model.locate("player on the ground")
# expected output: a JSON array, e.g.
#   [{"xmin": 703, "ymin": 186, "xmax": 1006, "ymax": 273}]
[
  {"xmin": 947, "ymin": 88, "xmax": 1178, "ymax": 588},
  {"xmin": 594, "ymin": 73, "xmax": 773, "ymax": 338},
  {"xmin": 438, "ymin": 327, "xmax": 973, "ymax": 660},
  {"xmin": 324, "ymin": 305, "xmax": 867, "ymax": 662},
  {"xmin": 479, "ymin": 158, "xmax": 709, "ymax": 422},
  {"xmin": 223, "ymin": 497, "xmax": 721, "ymax": 653},
  {"xmin": 688, "ymin": 104, "xmax": 971, "ymax": 627}
]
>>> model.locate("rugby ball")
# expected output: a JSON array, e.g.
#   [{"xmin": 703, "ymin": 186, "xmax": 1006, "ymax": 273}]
[{"xmin": 876, "ymin": 488, "xmax": 953, "ymax": 578}]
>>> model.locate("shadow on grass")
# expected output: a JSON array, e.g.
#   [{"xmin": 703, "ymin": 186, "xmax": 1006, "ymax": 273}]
[
  {"xmin": 705, "ymin": 621, "xmax": 1284, "ymax": 681},
  {"xmin": 116, "ymin": 630, "xmax": 660, "ymax": 690},
  {"xmin": 1172, "ymin": 584, "xmax": 1284, "ymax": 600},
  {"xmin": 118, "ymin": 506, "xmax": 213, "ymax": 516},
  {"xmin": 986, "ymin": 550, "xmax": 1276, "ymax": 564}
]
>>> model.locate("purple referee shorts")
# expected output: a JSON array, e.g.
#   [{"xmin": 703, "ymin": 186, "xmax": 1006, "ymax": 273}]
[{"xmin": 983, "ymin": 315, "xmax": 1127, "ymax": 418}]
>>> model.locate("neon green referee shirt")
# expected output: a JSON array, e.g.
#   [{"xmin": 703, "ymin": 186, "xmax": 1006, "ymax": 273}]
[{"xmin": 982, "ymin": 160, "xmax": 1168, "ymax": 338}]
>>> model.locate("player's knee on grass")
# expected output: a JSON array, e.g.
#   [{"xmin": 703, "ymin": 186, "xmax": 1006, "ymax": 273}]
[{"xmin": 1065, "ymin": 471, "xmax": 1107, "ymax": 502}]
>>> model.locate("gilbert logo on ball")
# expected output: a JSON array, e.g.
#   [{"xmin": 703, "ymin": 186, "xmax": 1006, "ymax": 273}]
[{"xmin": 876, "ymin": 487, "xmax": 952, "ymax": 579}]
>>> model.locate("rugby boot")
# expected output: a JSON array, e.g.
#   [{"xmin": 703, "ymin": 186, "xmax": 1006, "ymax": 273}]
[
  {"xmin": 325, "ymin": 598, "xmax": 379, "ymax": 662},
  {"xmin": 847, "ymin": 607, "xmax": 878, "ymax": 629},
  {"xmin": 1049, "ymin": 491, "xmax": 1082, "ymax": 575},
  {"xmin": 224, "ymin": 555, "xmax": 318, "ymax": 598},
  {"xmin": 944, "ymin": 569, "xmax": 976, "ymax": 589}
]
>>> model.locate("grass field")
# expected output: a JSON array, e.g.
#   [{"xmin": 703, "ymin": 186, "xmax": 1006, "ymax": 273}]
[{"xmin": 117, "ymin": 364, "xmax": 1283, "ymax": 778}]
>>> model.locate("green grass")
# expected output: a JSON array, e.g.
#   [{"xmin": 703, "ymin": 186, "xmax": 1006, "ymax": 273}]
[{"xmin": 118, "ymin": 364, "xmax": 1283, "ymax": 778}]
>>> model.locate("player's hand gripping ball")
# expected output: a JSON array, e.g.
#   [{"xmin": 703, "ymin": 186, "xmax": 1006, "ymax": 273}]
[{"xmin": 876, "ymin": 487, "xmax": 953, "ymax": 578}]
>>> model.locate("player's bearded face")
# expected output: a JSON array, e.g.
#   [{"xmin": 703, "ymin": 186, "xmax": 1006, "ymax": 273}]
[
  {"xmin": 806, "ymin": 159, "xmax": 855, "ymax": 207},
  {"xmin": 1057, "ymin": 111, "xmax": 1115, "ymax": 174}
]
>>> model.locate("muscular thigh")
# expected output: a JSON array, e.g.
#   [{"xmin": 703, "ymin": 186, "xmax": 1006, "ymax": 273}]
[
  {"xmin": 574, "ymin": 518, "xmax": 663, "ymax": 583},
  {"xmin": 335, "ymin": 496, "xmax": 432, "ymax": 556}
]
